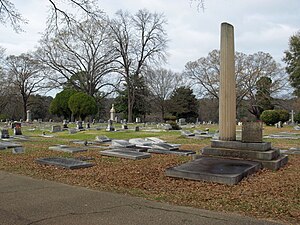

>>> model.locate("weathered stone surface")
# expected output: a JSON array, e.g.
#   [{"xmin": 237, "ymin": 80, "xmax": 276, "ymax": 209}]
[
  {"xmin": 48, "ymin": 145, "xmax": 87, "ymax": 153},
  {"xmin": 36, "ymin": 157, "xmax": 94, "ymax": 169},
  {"xmin": 51, "ymin": 125, "xmax": 61, "ymax": 133},
  {"xmin": 219, "ymin": 23, "xmax": 236, "ymax": 141},
  {"xmin": 253, "ymin": 155, "xmax": 288, "ymax": 171},
  {"xmin": 202, "ymin": 147, "xmax": 280, "ymax": 160},
  {"xmin": 95, "ymin": 136, "xmax": 111, "ymax": 143},
  {"xmin": 100, "ymin": 149, "xmax": 151, "ymax": 160},
  {"xmin": 151, "ymin": 143, "xmax": 179, "ymax": 151},
  {"xmin": 242, "ymin": 122, "xmax": 263, "ymax": 143},
  {"xmin": 211, "ymin": 140, "xmax": 271, "ymax": 151},
  {"xmin": 166, "ymin": 156, "xmax": 261, "ymax": 185},
  {"xmin": 0, "ymin": 142, "xmax": 22, "ymax": 149},
  {"xmin": 181, "ymin": 130, "xmax": 195, "ymax": 137},
  {"xmin": 148, "ymin": 149, "xmax": 195, "ymax": 156},
  {"xmin": 128, "ymin": 138, "xmax": 152, "ymax": 149},
  {"xmin": 110, "ymin": 140, "xmax": 135, "ymax": 148}
]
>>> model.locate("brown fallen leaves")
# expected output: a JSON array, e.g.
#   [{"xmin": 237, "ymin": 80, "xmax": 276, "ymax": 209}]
[{"xmin": 0, "ymin": 143, "xmax": 299, "ymax": 225}]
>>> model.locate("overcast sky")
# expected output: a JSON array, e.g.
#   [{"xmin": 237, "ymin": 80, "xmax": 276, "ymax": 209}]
[{"xmin": 0, "ymin": 0, "xmax": 299, "ymax": 72}]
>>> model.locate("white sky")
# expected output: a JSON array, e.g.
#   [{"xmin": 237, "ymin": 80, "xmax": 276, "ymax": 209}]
[{"xmin": 0, "ymin": 0, "xmax": 299, "ymax": 73}]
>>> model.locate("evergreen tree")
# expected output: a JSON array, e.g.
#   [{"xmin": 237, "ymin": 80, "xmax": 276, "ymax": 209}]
[
  {"xmin": 283, "ymin": 31, "xmax": 300, "ymax": 97},
  {"xmin": 168, "ymin": 86, "xmax": 198, "ymax": 122}
]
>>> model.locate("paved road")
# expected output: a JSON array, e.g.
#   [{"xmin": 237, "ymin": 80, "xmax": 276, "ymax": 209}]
[{"xmin": 0, "ymin": 171, "xmax": 285, "ymax": 225}]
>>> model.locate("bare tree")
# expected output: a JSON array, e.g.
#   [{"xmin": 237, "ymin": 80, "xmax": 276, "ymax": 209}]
[
  {"xmin": 36, "ymin": 15, "xmax": 119, "ymax": 97},
  {"xmin": 0, "ymin": 0, "xmax": 99, "ymax": 32},
  {"xmin": 145, "ymin": 68, "xmax": 184, "ymax": 121},
  {"xmin": 5, "ymin": 53, "xmax": 45, "ymax": 119},
  {"xmin": 110, "ymin": 9, "xmax": 168, "ymax": 122},
  {"xmin": 185, "ymin": 50, "xmax": 287, "ymax": 118},
  {"xmin": 0, "ymin": 0, "xmax": 27, "ymax": 32}
]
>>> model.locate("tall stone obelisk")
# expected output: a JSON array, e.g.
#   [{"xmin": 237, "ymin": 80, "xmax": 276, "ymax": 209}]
[{"xmin": 219, "ymin": 22, "xmax": 236, "ymax": 141}]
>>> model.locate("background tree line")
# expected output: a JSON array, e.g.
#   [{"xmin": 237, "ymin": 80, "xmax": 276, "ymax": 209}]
[{"xmin": 0, "ymin": 0, "xmax": 299, "ymax": 124}]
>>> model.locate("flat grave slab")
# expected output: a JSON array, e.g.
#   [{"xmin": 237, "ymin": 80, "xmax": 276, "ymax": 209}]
[
  {"xmin": 36, "ymin": 157, "xmax": 94, "ymax": 169},
  {"xmin": 128, "ymin": 138, "xmax": 153, "ymax": 149},
  {"xmin": 166, "ymin": 156, "xmax": 261, "ymax": 185},
  {"xmin": 280, "ymin": 148, "xmax": 300, "ymax": 155},
  {"xmin": 264, "ymin": 132, "xmax": 300, "ymax": 140},
  {"xmin": 100, "ymin": 149, "xmax": 151, "ymax": 160},
  {"xmin": 151, "ymin": 143, "xmax": 179, "ymax": 151},
  {"xmin": 12, "ymin": 146, "xmax": 25, "ymax": 154},
  {"xmin": 0, "ymin": 142, "xmax": 22, "ymax": 149},
  {"xmin": 110, "ymin": 140, "xmax": 136, "ymax": 148},
  {"xmin": 148, "ymin": 149, "xmax": 195, "ymax": 156},
  {"xmin": 95, "ymin": 135, "xmax": 111, "ymax": 143},
  {"xmin": 181, "ymin": 130, "xmax": 195, "ymax": 137},
  {"xmin": 48, "ymin": 145, "xmax": 87, "ymax": 153},
  {"xmin": 145, "ymin": 137, "xmax": 166, "ymax": 143}
]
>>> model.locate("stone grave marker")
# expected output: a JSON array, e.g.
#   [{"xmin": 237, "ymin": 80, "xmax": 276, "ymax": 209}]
[
  {"xmin": 14, "ymin": 126, "xmax": 22, "ymax": 135},
  {"xmin": 49, "ymin": 145, "xmax": 87, "ymax": 153},
  {"xmin": 181, "ymin": 130, "xmax": 195, "ymax": 137},
  {"xmin": 68, "ymin": 129, "xmax": 77, "ymax": 134},
  {"xmin": 95, "ymin": 136, "xmax": 111, "ymax": 143},
  {"xmin": 51, "ymin": 125, "xmax": 61, "ymax": 133},
  {"xmin": 26, "ymin": 110, "xmax": 32, "ymax": 122},
  {"xmin": 151, "ymin": 142, "xmax": 179, "ymax": 151},
  {"xmin": 63, "ymin": 120, "xmax": 68, "ymax": 128},
  {"xmin": 241, "ymin": 122, "xmax": 262, "ymax": 143},
  {"xmin": 11, "ymin": 122, "xmax": 21, "ymax": 129},
  {"xmin": 100, "ymin": 149, "xmax": 151, "ymax": 160},
  {"xmin": 110, "ymin": 140, "xmax": 135, "ymax": 148},
  {"xmin": 12, "ymin": 146, "xmax": 25, "ymax": 154},
  {"xmin": 166, "ymin": 156, "xmax": 261, "ymax": 185},
  {"xmin": 128, "ymin": 138, "xmax": 152, "ymax": 149},
  {"xmin": 178, "ymin": 118, "xmax": 187, "ymax": 126},
  {"xmin": 1, "ymin": 129, "xmax": 10, "ymax": 139},
  {"xmin": 36, "ymin": 157, "xmax": 94, "ymax": 169},
  {"xmin": 76, "ymin": 121, "xmax": 84, "ymax": 130},
  {"xmin": 106, "ymin": 120, "xmax": 115, "ymax": 131}
]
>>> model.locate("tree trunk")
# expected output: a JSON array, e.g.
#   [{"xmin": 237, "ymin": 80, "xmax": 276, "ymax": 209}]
[{"xmin": 127, "ymin": 88, "xmax": 133, "ymax": 123}]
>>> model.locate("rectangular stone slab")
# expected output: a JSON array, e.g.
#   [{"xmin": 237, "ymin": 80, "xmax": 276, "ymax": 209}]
[
  {"xmin": 211, "ymin": 140, "xmax": 271, "ymax": 151},
  {"xmin": 100, "ymin": 149, "xmax": 151, "ymax": 160},
  {"xmin": 0, "ymin": 142, "xmax": 22, "ymax": 149},
  {"xmin": 202, "ymin": 147, "xmax": 280, "ymax": 160},
  {"xmin": 166, "ymin": 156, "xmax": 261, "ymax": 185},
  {"xmin": 49, "ymin": 145, "xmax": 87, "ymax": 153},
  {"xmin": 148, "ymin": 149, "xmax": 195, "ymax": 156},
  {"xmin": 36, "ymin": 157, "xmax": 94, "ymax": 169}
]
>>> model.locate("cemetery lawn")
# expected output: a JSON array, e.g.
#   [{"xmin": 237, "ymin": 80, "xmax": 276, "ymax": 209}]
[{"xmin": 0, "ymin": 124, "xmax": 299, "ymax": 225}]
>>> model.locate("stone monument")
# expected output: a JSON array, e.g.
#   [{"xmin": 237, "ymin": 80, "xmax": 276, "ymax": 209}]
[
  {"xmin": 106, "ymin": 120, "xmax": 115, "ymax": 131},
  {"xmin": 166, "ymin": 23, "xmax": 288, "ymax": 185},
  {"xmin": 219, "ymin": 23, "xmax": 236, "ymax": 141},
  {"xmin": 26, "ymin": 110, "xmax": 32, "ymax": 122},
  {"xmin": 1, "ymin": 129, "xmax": 9, "ymax": 139},
  {"xmin": 110, "ymin": 104, "xmax": 116, "ymax": 121}
]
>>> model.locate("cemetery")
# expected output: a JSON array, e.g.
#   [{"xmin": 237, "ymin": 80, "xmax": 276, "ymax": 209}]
[
  {"xmin": 0, "ymin": 119, "xmax": 299, "ymax": 224},
  {"xmin": 0, "ymin": 1, "xmax": 300, "ymax": 223}
]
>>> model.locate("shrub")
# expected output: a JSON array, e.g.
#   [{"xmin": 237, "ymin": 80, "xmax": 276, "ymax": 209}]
[
  {"xmin": 164, "ymin": 115, "xmax": 176, "ymax": 122},
  {"xmin": 168, "ymin": 121, "xmax": 181, "ymax": 130},
  {"xmin": 260, "ymin": 110, "xmax": 280, "ymax": 125},
  {"xmin": 276, "ymin": 109, "xmax": 289, "ymax": 123}
]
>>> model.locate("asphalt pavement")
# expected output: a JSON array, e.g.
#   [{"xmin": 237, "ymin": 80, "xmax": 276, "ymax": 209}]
[{"xmin": 0, "ymin": 170, "xmax": 286, "ymax": 225}]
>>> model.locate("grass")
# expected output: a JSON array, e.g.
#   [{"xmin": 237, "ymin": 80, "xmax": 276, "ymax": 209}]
[{"xmin": 0, "ymin": 122, "xmax": 299, "ymax": 224}]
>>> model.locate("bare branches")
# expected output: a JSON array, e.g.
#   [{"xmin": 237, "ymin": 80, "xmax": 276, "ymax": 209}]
[
  {"xmin": 189, "ymin": 0, "xmax": 205, "ymax": 12},
  {"xmin": 37, "ymin": 15, "xmax": 118, "ymax": 97},
  {"xmin": 0, "ymin": 0, "xmax": 101, "ymax": 33},
  {"xmin": 0, "ymin": 0, "xmax": 27, "ymax": 32}
]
